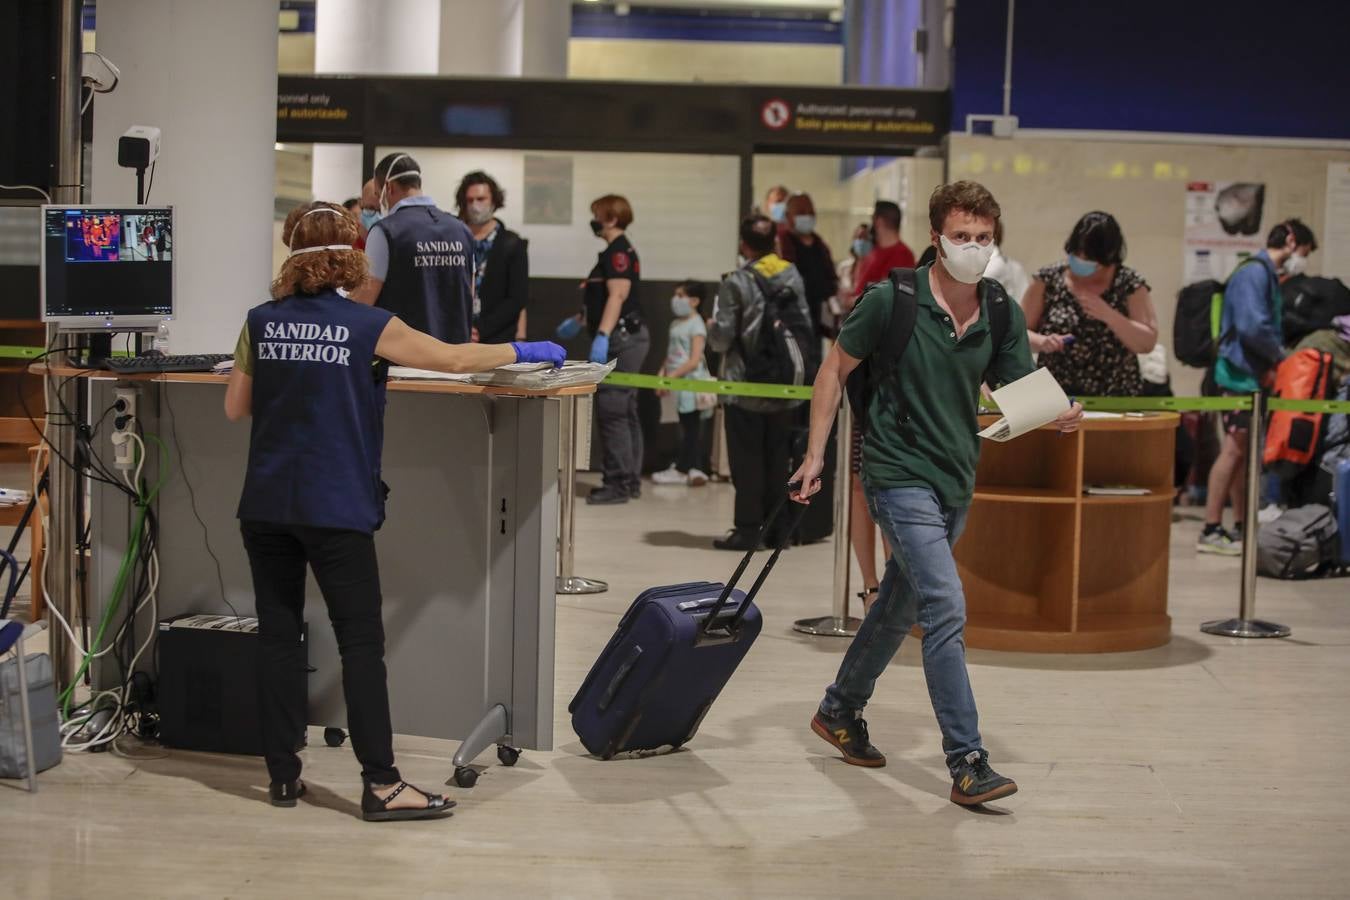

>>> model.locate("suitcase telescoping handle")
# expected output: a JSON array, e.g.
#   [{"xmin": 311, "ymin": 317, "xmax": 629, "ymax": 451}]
[{"xmin": 702, "ymin": 482, "xmax": 811, "ymax": 633}]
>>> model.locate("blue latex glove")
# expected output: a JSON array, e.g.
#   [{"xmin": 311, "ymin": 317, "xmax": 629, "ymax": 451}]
[
  {"xmin": 555, "ymin": 316, "xmax": 583, "ymax": 340},
  {"xmin": 589, "ymin": 333, "xmax": 610, "ymax": 364},
  {"xmin": 511, "ymin": 341, "xmax": 566, "ymax": 368}
]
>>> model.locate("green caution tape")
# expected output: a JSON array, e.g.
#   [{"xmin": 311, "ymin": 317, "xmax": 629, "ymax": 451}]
[
  {"xmin": 0, "ymin": 345, "xmax": 47, "ymax": 360},
  {"xmin": 602, "ymin": 371, "xmax": 1350, "ymax": 415},
  {"xmin": 603, "ymin": 371, "xmax": 814, "ymax": 401}
]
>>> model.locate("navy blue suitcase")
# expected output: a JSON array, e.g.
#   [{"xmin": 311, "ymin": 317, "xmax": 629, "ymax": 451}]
[{"xmin": 569, "ymin": 495, "xmax": 807, "ymax": 759}]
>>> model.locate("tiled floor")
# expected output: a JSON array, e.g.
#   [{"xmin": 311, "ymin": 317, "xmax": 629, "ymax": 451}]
[{"xmin": 3, "ymin": 479, "xmax": 1346, "ymax": 898}]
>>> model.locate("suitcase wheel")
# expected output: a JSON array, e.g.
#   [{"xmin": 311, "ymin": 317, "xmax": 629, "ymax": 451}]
[
  {"xmin": 452, "ymin": 766, "xmax": 479, "ymax": 788},
  {"xmin": 496, "ymin": 745, "xmax": 520, "ymax": 767},
  {"xmin": 323, "ymin": 727, "xmax": 347, "ymax": 748}
]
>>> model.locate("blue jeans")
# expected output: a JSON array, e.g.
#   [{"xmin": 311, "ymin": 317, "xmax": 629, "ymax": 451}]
[{"xmin": 819, "ymin": 485, "xmax": 981, "ymax": 772}]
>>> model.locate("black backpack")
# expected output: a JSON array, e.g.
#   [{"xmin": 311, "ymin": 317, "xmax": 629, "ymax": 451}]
[
  {"xmin": 1174, "ymin": 257, "xmax": 1270, "ymax": 369},
  {"xmin": 845, "ymin": 268, "xmax": 1012, "ymax": 432},
  {"xmin": 1282, "ymin": 275, "xmax": 1350, "ymax": 345},
  {"xmin": 741, "ymin": 269, "xmax": 819, "ymax": 388}
]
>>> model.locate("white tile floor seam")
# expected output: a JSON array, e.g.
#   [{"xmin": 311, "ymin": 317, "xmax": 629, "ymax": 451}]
[{"xmin": 2, "ymin": 478, "xmax": 1347, "ymax": 899}]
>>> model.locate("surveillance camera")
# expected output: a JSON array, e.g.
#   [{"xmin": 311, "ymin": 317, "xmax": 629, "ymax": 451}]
[{"xmin": 118, "ymin": 125, "xmax": 161, "ymax": 171}]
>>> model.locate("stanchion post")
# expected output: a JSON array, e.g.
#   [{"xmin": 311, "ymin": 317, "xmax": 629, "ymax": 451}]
[
  {"xmin": 1201, "ymin": 390, "xmax": 1290, "ymax": 638},
  {"xmin": 556, "ymin": 395, "xmax": 608, "ymax": 595},
  {"xmin": 794, "ymin": 397, "xmax": 862, "ymax": 637}
]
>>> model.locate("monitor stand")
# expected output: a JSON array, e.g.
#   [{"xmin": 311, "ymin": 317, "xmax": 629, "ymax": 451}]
[{"xmin": 70, "ymin": 333, "xmax": 115, "ymax": 370}]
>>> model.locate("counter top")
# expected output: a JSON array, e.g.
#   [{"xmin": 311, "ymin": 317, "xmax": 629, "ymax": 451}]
[{"xmin": 31, "ymin": 364, "xmax": 597, "ymax": 398}]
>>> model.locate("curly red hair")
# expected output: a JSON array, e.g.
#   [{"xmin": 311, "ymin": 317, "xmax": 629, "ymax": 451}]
[{"xmin": 270, "ymin": 201, "xmax": 368, "ymax": 300}]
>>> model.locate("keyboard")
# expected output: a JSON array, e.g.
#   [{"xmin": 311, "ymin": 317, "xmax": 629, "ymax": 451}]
[{"xmin": 103, "ymin": 353, "xmax": 233, "ymax": 374}]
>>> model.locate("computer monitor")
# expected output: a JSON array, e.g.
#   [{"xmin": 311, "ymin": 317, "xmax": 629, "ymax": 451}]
[{"xmin": 41, "ymin": 205, "xmax": 174, "ymax": 331}]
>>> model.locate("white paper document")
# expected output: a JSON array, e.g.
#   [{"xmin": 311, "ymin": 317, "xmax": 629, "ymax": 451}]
[
  {"xmin": 977, "ymin": 367, "xmax": 1071, "ymax": 442},
  {"xmin": 387, "ymin": 367, "xmax": 476, "ymax": 382}
]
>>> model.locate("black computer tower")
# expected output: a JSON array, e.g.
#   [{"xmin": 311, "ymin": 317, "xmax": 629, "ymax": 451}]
[{"xmin": 156, "ymin": 614, "xmax": 306, "ymax": 756}]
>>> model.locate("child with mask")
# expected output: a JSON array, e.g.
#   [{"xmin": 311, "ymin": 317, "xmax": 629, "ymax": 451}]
[{"xmin": 652, "ymin": 280, "xmax": 713, "ymax": 487}]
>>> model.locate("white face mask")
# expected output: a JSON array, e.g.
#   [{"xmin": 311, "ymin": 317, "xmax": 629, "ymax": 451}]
[
  {"xmin": 937, "ymin": 234, "xmax": 996, "ymax": 284},
  {"xmin": 1283, "ymin": 252, "xmax": 1308, "ymax": 277},
  {"xmin": 465, "ymin": 200, "xmax": 494, "ymax": 226},
  {"xmin": 377, "ymin": 153, "xmax": 422, "ymax": 216}
]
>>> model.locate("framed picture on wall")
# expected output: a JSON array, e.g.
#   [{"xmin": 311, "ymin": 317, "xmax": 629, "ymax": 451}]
[{"xmin": 524, "ymin": 155, "xmax": 573, "ymax": 226}]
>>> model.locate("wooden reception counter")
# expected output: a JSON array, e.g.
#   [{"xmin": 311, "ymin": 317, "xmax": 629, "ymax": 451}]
[{"xmin": 955, "ymin": 413, "xmax": 1178, "ymax": 653}]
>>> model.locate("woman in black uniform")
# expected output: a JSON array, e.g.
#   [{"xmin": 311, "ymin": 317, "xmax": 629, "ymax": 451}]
[
  {"xmin": 578, "ymin": 194, "xmax": 648, "ymax": 505},
  {"xmin": 226, "ymin": 201, "xmax": 563, "ymax": 821}
]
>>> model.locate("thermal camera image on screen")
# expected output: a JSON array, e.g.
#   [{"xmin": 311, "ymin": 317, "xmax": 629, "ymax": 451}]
[
  {"xmin": 120, "ymin": 212, "xmax": 173, "ymax": 262},
  {"xmin": 65, "ymin": 211, "xmax": 123, "ymax": 262}
]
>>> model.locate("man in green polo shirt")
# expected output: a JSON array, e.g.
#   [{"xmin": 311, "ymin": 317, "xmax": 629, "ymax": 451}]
[{"xmin": 790, "ymin": 181, "xmax": 1083, "ymax": 806}]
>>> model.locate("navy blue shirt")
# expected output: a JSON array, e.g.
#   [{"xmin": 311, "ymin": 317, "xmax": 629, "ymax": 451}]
[
  {"xmin": 584, "ymin": 234, "xmax": 641, "ymax": 336},
  {"xmin": 237, "ymin": 291, "xmax": 395, "ymax": 533},
  {"xmin": 370, "ymin": 202, "xmax": 474, "ymax": 343}
]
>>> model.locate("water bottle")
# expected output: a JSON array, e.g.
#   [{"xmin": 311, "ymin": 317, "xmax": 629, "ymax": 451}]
[{"xmin": 152, "ymin": 318, "xmax": 171, "ymax": 356}]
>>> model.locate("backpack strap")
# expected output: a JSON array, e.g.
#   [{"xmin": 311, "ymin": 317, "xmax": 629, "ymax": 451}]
[
  {"xmin": 980, "ymin": 277, "xmax": 1013, "ymax": 389},
  {"xmin": 870, "ymin": 268, "xmax": 919, "ymax": 425}
]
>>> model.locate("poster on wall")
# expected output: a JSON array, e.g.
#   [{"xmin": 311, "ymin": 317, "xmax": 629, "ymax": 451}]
[
  {"xmin": 1323, "ymin": 162, "xmax": 1350, "ymax": 282},
  {"xmin": 1182, "ymin": 181, "xmax": 1267, "ymax": 284},
  {"xmin": 524, "ymin": 156, "xmax": 573, "ymax": 226}
]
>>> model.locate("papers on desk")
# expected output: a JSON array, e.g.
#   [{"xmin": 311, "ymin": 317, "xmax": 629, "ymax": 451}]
[
  {"xmin": 387, "ymin": 366, "xmax": 475, "ymax": 382},
  {"xmin": 469, "ymin": 360, "xmax": 616, "ymax": 389},
  {"xmin": 212, "ymin": 358, "xmax": 233, "ymax": 375},
  {"xmin": 977, "ymin": 367, "xmax": 1071, "ymax": 442},
  {"xmin": 387, "ymin": 360, "xmax": 616, "ymax": 389},
  {"xmin": 1086, "ymin": 484, "xmax": 1151, "ymax": 496}
]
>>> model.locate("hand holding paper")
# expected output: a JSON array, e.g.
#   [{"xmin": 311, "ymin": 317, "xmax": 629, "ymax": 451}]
[{"xmin": 978, "ymin": 367, "xmax": 1076, "ymax": 442}]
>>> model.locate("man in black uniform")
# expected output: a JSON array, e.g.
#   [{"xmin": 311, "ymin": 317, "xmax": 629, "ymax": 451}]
[
  {"xmin": 581, "ymin": 194, "xmax": 648, "ymax": 505},
  {"xmin": 352, "ymin": 152, "xmax": 474, "ymax": 344}
]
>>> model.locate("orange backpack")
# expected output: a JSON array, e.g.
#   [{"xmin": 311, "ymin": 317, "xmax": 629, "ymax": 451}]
[{"xmin": 1264, "ymin": 348, "xmax": 1334, "ymax": 477}]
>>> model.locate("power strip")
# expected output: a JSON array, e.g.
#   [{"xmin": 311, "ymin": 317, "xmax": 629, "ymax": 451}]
[{"xmin": 111, "ymin": 386, "xmax": 139, "ymax": 470}]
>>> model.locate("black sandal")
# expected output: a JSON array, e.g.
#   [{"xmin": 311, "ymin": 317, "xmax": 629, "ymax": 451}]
[
  {"xmin": 269, "ymin": 779, "xmax": 307, "ymax": 808},
  {"xmin": 361, "ymin": 780, "xmax": 457, "ymax": 823},
  {"xmin": 858, "ymin": 587, "xmax": 879, "ymax": 608}
]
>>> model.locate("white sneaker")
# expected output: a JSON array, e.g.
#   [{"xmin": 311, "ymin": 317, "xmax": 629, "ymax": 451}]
[
  {"xmin": 651, "ymin": 466, "xmax": 687, "ymax": 486},
  {"xmin": 1196, "ymin": 527, "xmax": 1242, "ymax": 556},
  {"xmin": 687, "ymin": 468, "xmax": 709, "ymax": 487},
  {"xmin": 1257, "ymin": 504, "xmax": 1284, "ymax": 525}
]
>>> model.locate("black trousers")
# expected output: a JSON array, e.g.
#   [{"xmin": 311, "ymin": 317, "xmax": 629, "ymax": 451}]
[
  {"xmin": 595, "ymin": 325, "xmax": 650, "ymax": 492},
  {"xmin": 676, "ymin": 410, "xmax": 706, "ymax": 473},
  {"xmin": 241, "ymin": 521, "xmax": 400, "ymax": 786},
  {"xmin": 724, "ymin": 404, "xmax": 796, "ymax": 534}
]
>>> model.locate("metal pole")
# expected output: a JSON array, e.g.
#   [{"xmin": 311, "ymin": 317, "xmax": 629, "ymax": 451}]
[
  {"xmin": 556, "ymin": 396, "xmax": 607, "ymax": 595},
  {"xmin": 1002, "ymin": 0, "xmax": 1015, "ymax": 117},
  {"xmin": 46, "ymin": 0, "xmax": 84, "ymax": 690},
  {"xmin": 794, "ymin": 398, "xmax": 862, "ymax": 637},
  {"xmin": 1201, "ymin": 391, "xmax": 1290, "ymax": 638}
]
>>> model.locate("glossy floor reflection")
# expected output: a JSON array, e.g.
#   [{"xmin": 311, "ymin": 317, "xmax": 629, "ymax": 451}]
[{"xmin": 3, "ymin": 479, "xmax": 1347, "ymax": 899}]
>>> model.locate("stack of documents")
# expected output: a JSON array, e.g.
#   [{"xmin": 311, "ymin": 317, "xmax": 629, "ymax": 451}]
[
  {"xmin": 977, "ymin": 367, "xmax": 1071, "ymax": 442},
  {"xmin": 468, "ymin": 360, "xmax": 616, "ymax": 389},
  {"xmin": 212, "ymin": 358, "xmax": 234, "ymax": 375}
]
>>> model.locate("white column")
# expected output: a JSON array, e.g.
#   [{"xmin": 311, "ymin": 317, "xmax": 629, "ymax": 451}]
[
  {"xmin": 437, "ymin": 0, "xmax": 568, "ymax": 78},
  {"xmin": 312, "ymin": 0, "xmax": 440, "ymax": 202},
  {"xmin": 91, "ymin": 0, "xmax": 278, "ymax": 354}
]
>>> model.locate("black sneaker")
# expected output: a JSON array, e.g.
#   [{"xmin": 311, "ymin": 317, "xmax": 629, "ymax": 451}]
[
  {"xmin": 586, "ymin": 485, "xmax": 630, "ymax": 505},
  {"xmin": 810, "ymin": 710, "xmax": 886, "ymax": 768},
  {"xmin": 949, "ymin": 750, "xmax": 1017, "ymax": 805},
  {"xmin": 713, "ymin": 527, "xmax": 760, "ymax": 552}
]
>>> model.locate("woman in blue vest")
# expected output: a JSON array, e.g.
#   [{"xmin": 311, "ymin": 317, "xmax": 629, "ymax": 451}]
[{"xmin": 225, "ymin": 201, "xmax": 564, "ymax": 822}]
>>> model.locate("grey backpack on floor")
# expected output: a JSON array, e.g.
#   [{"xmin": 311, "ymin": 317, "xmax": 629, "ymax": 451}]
[
  {"xmin": 0, "ymin": 652, "xmax": 63, "ymax": 778},
  {"xmin": 1257, "ymin": 505, "xmax": 1343, "ymax": 579}
]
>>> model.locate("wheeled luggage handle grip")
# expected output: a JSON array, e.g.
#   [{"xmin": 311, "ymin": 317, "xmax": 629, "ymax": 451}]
[{"xmin": 702, "ymin": 483, "xmax": 808, "ymax": 632}]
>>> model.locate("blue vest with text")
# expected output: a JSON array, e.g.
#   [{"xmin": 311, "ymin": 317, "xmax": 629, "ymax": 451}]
[
  {"xmin": 237, "ymin": 291, "xmax": 395, "ymax": 533},
  {"xmin": 371, "ymin": 204, "xmax": 474, "ymax": 342}
]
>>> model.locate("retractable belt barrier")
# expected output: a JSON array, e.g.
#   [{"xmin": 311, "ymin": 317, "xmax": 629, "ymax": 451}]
[{"xmin": 601, "ymin": 370, "xmax": 1350, "ymax": 415}]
